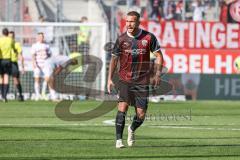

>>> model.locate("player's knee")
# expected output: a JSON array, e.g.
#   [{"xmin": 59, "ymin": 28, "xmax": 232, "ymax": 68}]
[
  {"xmin": 118, "ymin": 102, "xmax": 128, "ymax": 112},
  {"xmin": 13, "ymin": 78, "xmax": 19, "ymax": 85},
  {"xmin": 137, "ymin": 112, "xmax": 146, "ymax": 120},
  {"xmin": 116, "ymin": 111, "xmax": 126, "ymax": 125}
]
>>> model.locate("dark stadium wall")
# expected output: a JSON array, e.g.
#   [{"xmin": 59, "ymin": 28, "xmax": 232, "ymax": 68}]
[{"xmin": 164, "ymin": 74, "xmax": 240, "ymax": 100}]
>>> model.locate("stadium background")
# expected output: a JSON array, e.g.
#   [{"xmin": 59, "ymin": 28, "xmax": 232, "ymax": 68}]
[
  {"xmin": 1, "ymin": 0, "xmax": 240, "ymax": 159},
  {"xmin": 1, "ymin": 0, "xmax": 240, "ymax": 101}
]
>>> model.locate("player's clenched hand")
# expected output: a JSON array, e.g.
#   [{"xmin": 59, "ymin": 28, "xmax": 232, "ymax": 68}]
[
  {"xmin": 21, "ymin": 68, "xmax": 25, "ymax": 75},
  {"xmin": 107, "ymin": 79, "xmax": 115, "ymax": 94}
]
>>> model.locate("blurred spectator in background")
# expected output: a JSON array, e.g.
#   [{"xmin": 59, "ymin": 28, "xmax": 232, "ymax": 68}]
[
  {"xmin": 204, "ymin": 1, "xmax": 216, "ymax": 21},
  {"xmin": 150, "ymin": 0, "xmax": 162, "ymax": 21},
  {"xmin": 77, "ymin": 16, "xmax": 90, "ymax": 54},
  {"xmin": 175, "ymin": 0, "xmax": 183, "ymax": 20},
  {"xmin": 130, "ymin": 0, "xmax": 140, "ymax": 6},
  {"xmin": 192, "ymin": 0, "xmax": 205, "ymax": 21},
  {"xmin": 112, "ymin": 0, "xmax": 224, "ymax": 22},
  {"xmin": 128, "ymin": 0, "xmax": 141, "ymax": 13},
  {"xmin": 220, "ymin": 0, "xmax": 228, "ymax": 23},
  {"xmin": 164, "ymin": 1, "xmax": 176, "ymax": 20}
]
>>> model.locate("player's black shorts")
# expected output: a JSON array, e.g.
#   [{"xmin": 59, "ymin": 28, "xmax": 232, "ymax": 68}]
[
  {"xmin": 118, "ymin": 80, "xmax": 149, "ymax": 109},
  {"xmin": 0, "ymin": 60, "xmax": 2, "ymax": 74},
  {"xmin": 0, "ymin": 59, "xmax": 11, "ymax": 75},
  {"xmin": 11, "ymin": 62, "xmax": 20, "ymax": 78}
]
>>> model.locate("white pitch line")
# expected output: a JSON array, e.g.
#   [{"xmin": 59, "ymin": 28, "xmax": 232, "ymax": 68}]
[
  {"xmin": 0, "ymin": 119, "xmax": 116, "ymax": 127},
  {"xmin": 102, "ymin": 119, "xmax": 240, "ymax": 131},
  {"xmin": 1, "ymin": 120, "xmax": 240, "ymax": 131},
  {"xmin": 149, "ymin": 126, "xmax": 240, "ymax": 131},
  {"xmin": 103, "ymin": 119, "xmax": 115, "ymax": 126}
]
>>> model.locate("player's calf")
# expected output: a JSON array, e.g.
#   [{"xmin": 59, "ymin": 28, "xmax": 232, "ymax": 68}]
[
  {"xmin": 115, "ymin": 111, "xmax": 126, "ymax": 140},
  {"xmin": 115, "ymin": 111, "xmax": 126, "ymax": 148}
]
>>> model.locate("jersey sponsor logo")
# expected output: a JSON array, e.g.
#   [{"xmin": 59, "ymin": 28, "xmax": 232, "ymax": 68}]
[
  {"xmin": 141, "ymin": 40, "xmax": 148, "ymax": 47},
  {"xmin": 125, "ymin": 49, "xmax": 147, "ymax": 55}
]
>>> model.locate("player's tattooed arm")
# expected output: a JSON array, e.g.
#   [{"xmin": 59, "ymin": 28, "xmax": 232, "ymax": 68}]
[
  {"xmin": 153, "ymin": 50, "xmax": 164, "ymax": 86},
  {"xmin": 154, "ymin": 50, "xmax": 164, "ymax": 75},
  {"xmin": 107, "ymin": 56, "xmax": 118, "ymax": 93}
]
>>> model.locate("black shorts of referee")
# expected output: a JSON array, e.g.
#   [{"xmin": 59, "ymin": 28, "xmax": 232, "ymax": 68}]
[
  {"xmin": 1, "ymin": 59, "xmax": 12, "ymax": 75},
  {"xmin": 11, "ymin": 62, "xmax": 20, "ymax": 78},
  {"xmin": 0, "ymin": 59, "xmax": 2, "ymax": 75}
]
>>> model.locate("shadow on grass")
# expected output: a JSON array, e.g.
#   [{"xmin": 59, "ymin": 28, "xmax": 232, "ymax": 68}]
[
  {"xmin": 0, "ymin": 138, "xmax": 113, "ymax": 142},
  {"xmin": 0, "ymin": 126, "xmax": 114, "ymax": 135}
]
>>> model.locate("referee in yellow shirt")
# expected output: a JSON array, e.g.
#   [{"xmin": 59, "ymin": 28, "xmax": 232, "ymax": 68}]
[
  {"xmin": 9, "ymin": 31, "xmax": 24, "ymax": 101},
  {"xmin": 0, "ymin": 34, "xmax": 2, "ymax": 100},
  {"xmin": 0, "ymin": 28, "xmax": 15, "ymax": 102}
]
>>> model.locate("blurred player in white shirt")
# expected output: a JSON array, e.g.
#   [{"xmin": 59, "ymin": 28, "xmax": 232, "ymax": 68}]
[
  {"xmin": 31, "ymin": 32, "xmax": 52, "ymax": 100},
  {"xmin": 43, "ymin": 55, "xmax": 78, "ymax": 101}
]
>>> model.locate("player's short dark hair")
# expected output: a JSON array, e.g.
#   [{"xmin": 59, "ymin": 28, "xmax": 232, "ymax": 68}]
[
  {"xmin": 9, "ymin": 31, "xmax": 15, "ymax": 38},
  {"xmin": 9, "ymin": 31, "xmax": 14, "ymax": 34},
  {"xmin": 38, "ymin": 32, "xmax": 44, "ymax": 36},
  {"xmin": 39, "ymin": 15, "xmax": 44, "ymax": 20},
  {"xmin": 127, "ymin": 11, "xmax": 140, "ymax": 21},
  {"xmin": 80, "ymin": 16, "xmax": 88, "ymax": 22},
  {"xmin": 2, "ymin": 28, "xmax": 9, "ymax": 36}
]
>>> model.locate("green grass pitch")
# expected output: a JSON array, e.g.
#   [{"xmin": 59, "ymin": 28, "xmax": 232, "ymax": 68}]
[{"xmin": 0, "ymin": 100, "xmax": 240, "ymax": 160}]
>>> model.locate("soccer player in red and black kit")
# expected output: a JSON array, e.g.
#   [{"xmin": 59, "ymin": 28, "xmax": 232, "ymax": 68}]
[{"xmin": 107, "ymin": 11, "xmax": 164, "ymax": 148}]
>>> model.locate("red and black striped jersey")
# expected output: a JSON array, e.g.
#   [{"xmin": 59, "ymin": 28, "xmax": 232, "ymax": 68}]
[{"xmin": 112, "ymin": 29, "xmax": 160, "ymax": 84}]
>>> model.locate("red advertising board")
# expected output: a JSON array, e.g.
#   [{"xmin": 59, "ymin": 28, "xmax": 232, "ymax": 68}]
[
  {"xmin": 162, "ymin": 49, "xmax": 240, "ymax": 74},
  {"xmin": 120, "ymin": 20, "xmax": 240, "ymax": 74},
  {"xmin": 120, "ymin": 20, "xmax": 240, "ymax": 49}
]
